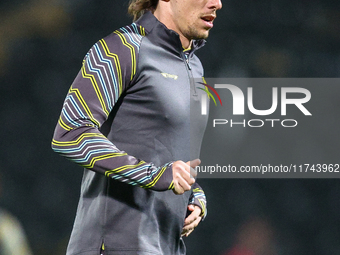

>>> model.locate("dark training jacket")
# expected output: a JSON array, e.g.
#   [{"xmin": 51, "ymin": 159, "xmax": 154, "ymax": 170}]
[{"xmin": 52, "ymin": 11, "xmax": 208, "ymax": 255}]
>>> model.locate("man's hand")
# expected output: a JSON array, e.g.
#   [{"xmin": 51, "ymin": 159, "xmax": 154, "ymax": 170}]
[
  {"xmin": 181, "ymin": 204, "xmax": 202, "ymax": 237},
  {"xmin": 172, "ymin": 159, "xmax": 201, "ymax": 195}
]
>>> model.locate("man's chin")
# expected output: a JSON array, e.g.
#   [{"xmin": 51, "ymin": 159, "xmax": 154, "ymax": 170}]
[
  {"xmin": 191, "ymin": 31, "xmax": 210, "ymax": 40},
  {"xmin": 196, "ymin": 32, "xmax": 209, "ymax": 40},
  {"xmin": 185, "ymin": 27, "xmax": 210, "ymax": 41}
]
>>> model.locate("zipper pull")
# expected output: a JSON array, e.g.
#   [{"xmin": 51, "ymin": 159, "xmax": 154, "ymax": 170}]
[{"xmin": 186, "ymin": 58, "xmax": 192, "ymax": 70}]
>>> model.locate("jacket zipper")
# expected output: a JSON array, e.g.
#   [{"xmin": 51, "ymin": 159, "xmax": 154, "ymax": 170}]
[{"xmin": 182, "ymin": 52, "xmax": 198, "ymax": 97}]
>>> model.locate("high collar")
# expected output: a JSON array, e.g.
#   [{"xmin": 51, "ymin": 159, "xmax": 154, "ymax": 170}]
[{"xmin": 135, "ymin": 11, "xmax": 205, "ymax": 56}]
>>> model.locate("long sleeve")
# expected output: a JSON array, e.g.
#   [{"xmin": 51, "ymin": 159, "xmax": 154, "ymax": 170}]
[
  {"xmin": 51, "ymin": 25, "xmax": 173, "ymax": 191},
  {"xmin": 189, "ymin": 182, "xmax": 207, "ymax": 219}
]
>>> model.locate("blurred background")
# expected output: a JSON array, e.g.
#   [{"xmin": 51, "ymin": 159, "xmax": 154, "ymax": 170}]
[{"xmin": 0, "ymin": 0, "xmax": 339, "ymax": 254}]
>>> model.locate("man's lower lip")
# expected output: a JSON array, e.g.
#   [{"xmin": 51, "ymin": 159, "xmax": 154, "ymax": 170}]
[{"xmin": 202, "ymin": 19, "xmax": 213, "ymax": 28}]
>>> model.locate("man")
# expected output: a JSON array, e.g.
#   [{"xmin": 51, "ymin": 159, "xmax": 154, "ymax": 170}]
[{"xmin": 52, "ymin": 0, "xmax": 222, "ymax": 254}]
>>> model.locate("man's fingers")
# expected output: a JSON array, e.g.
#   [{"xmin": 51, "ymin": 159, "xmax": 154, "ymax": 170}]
[
  {"xmin": 172, "ymin": 160, "xmax": 200, "ymax": 195},
  {"xmin": 181, "ymin": 228, "xmax": 194, "ymax": 237},
  {"xmin": 173, "ymin": 171, "xmax": 192, "ymax": 194},
  {"xmin": 183, "ymin": 216, "xmax": 201, "ymax": 231},
  {"xmin": 184, "ymin": 206, "xmax": 202, "ymax": 225},
  {"xmin": 186, "ymin": 159, "xmax": 201, "ymax": 179},
  {"xmin": 187, "ymin": 204, "xmax": 195, "ymax": 212},
  {"xmin": 172, "ymin": 180, "xmax": 185, "ymax": 195},
  {"xmin": 181, "ymin": 216, "xmax": 202, "ymax": 237},
  {"xmin": 190, "ymin": 159, "xmax": 201, "ymax": 168},
  {"xmin": 176, "ymin": 174, "xmax": 192, "ymax": 191},
  {"xmin": 178, "ymin": 163, "xmax": 195, "ymax": 185}
]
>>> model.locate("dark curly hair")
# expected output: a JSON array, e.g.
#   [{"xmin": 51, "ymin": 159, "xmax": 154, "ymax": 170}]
[{"xmin": 128, "ymin": 0, "xmax": 159, "ymax": 20}]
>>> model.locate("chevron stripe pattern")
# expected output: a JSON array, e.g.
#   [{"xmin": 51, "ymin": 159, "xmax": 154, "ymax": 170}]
[
  {"xmin": 190, "ymin": 187, "xmax": 208, "ymax": 219},
  {"xmin": 52, "ymin": 24, "xmax": 173, "ymax": 191}
]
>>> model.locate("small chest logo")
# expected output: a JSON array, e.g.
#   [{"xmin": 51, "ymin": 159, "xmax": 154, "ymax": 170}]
[{"xmin": 161, "ymin": 72, "xmax": 178, "ymax": 80}]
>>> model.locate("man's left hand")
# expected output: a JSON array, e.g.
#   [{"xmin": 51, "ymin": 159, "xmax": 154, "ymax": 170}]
[{"xmin": 181, "ymin": 204, "xmax": 202, "ymax": 237}]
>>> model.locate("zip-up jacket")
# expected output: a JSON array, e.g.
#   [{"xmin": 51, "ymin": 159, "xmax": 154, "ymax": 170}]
[{"xmin": 52, "ymin": 11, "xmax": 208, "ymax": 255}]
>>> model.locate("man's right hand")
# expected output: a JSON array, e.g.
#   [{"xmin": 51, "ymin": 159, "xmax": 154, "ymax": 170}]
[{"xmin": 172, "ymin": 159, "xmax": 201, "ymax": 195}]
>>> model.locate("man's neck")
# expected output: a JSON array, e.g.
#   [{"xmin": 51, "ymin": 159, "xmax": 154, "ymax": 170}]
[{"xmin": 153, "ymin": 7, "xmax": 192, "ymax": 49}]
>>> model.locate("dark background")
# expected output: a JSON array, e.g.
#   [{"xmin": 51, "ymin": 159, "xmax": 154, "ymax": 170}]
[{"xmin": 0, "ymin": 0, "xmax": 339, "ymax": 254}]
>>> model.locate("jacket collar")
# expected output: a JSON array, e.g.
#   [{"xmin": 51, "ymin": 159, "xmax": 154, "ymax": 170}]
[{"xmin": 135, "ymin": 11, "xmax": 205, "ymax": 55}]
